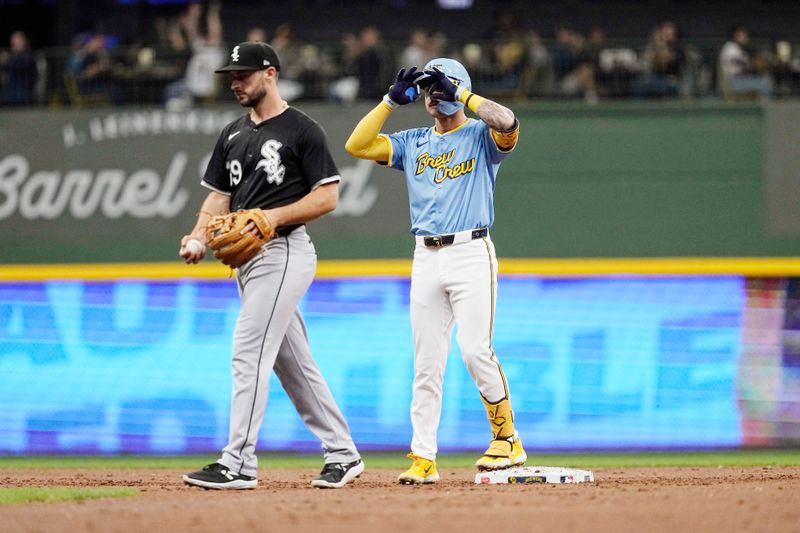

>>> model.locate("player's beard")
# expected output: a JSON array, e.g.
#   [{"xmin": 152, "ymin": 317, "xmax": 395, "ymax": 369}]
[{"xmin": 239, "ymin": 84, "xmax": 268, "ymax": 108}]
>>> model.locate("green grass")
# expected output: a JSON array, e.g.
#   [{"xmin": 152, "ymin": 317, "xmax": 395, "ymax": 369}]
[
  {"xmin": 1, "ymin": 449, "xmax": 799, "ymax": 470},
  {"xmin": 0, "ymin": 487, "xmax": 139, "ymax": 505}
]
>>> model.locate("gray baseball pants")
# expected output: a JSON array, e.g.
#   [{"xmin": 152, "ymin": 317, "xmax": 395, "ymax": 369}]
[{"xmin": 218, "ymin": 226, "xmax": 360, "ymax": 477}]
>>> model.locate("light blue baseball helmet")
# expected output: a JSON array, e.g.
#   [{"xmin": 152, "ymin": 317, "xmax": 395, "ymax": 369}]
[{"xmin": 422, "ymin": 57, "xmax": 472, "ymax": 116}]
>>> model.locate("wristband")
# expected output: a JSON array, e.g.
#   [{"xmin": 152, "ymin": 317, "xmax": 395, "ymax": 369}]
[
  {"xmin": 459, "ymin": 90, "xmax": 486, "ymax": 113},
  {"xmin": 382, "ymin": 94, "xmax": 399, "ymax": 111}
]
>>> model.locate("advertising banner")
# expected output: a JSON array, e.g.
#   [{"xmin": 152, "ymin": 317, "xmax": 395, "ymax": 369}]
[
  {"xmin": 2, "ymin": 103, "xmax": 798, "ymax": 262},
  {"xmin": 6, "ymin": 275, "xmax": 792, "ymax": 454}
]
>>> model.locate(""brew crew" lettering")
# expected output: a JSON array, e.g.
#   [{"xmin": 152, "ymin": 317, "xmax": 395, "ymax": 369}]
[{"xmin": 415, "ymin": 149, "xmax": 476, "ymax": 184}]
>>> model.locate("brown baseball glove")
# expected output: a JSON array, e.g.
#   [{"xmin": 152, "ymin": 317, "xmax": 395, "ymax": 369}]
[{"xmin": 205, "ymin": 209, "xmax": 276, "ymax": 268}]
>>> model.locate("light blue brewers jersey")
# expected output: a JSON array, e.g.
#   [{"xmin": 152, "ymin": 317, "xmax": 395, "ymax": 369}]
[{"xmin": 383, "ymin": 118, "xmax": 514, "ymax": 236}]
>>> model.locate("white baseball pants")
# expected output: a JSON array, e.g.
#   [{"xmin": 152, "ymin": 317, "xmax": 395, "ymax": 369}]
[{"xmin": 408, "ymin": 234, "xmax": 510, "ymax": 460}]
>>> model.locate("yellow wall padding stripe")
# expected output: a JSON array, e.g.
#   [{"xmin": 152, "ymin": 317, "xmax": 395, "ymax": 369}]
[
  {"xmin": 498, "ymin": 257, "xmax": 800, "ymax": 277},
  {"xmin": 1, "ymin": 257, "xmax": 799, "ymax": 281}
]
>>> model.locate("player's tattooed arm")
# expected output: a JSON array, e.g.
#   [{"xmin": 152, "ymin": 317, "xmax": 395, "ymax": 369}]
[
  {"xmin": 459, "ymin": 91, "xmax": 519, "ymax": 151},
  {"xmin": 473, "ymin": 98, "xmax": 516, "ymax": 132},
  {"xmin": 458, "ymin": 90, "xmax": 516, "ymax": 131},
  {"xmin": 460, "ymin": 91, "xmax": 518, "ymax": 151}
]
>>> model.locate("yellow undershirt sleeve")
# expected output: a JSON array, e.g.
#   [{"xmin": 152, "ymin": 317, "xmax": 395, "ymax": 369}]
[
  {"xmin": 458, "ymin": 88, "xmax": 486, "ymax": 115},
  {"xmin": 344, "ymin": 101, "xmax": 393, "ymax": 162}
]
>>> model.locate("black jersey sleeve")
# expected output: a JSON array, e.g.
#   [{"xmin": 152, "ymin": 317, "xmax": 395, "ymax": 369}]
[
  {"xmin": 298, "ymin": 122, "xmax": 341, "ymax": 189},
  {"xmin": 200, "ymin": 131, "xmax": 231, "ymax": 194}
]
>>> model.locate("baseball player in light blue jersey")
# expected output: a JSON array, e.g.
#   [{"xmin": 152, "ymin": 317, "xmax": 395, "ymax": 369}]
[{"xmin": 346, "ymin": 58, "xmax": 526, "ymax": 484}]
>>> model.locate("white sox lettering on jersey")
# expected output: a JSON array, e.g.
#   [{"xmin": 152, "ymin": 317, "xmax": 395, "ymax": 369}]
[
  {"xmin": 201, "ymin": 107, "xmax": 340, "ymax": 217},
  {"xmin": 256, "ymin": 140, "xmax": 285, "ymax": 185}
]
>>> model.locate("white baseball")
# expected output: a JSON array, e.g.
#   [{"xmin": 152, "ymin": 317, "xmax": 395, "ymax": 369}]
[{"xmin": 185, "ymin": 239, "xmax": 205, "ymax": 254}]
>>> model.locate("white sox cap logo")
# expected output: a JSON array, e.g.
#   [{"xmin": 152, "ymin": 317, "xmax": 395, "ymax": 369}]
[{"xmin": 216, "ymin": 42, "xmax": 281, "ymax": 72}]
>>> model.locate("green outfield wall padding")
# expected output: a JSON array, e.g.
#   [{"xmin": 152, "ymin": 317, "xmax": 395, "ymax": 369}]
[{"xmin": 0, "ymin": 102, "xmax": 797, "ymax": 263}]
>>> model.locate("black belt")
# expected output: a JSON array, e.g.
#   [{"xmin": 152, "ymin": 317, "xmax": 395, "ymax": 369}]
[
  {"xmin": 276, "ymin": 224, "xmax": 303, "ymax": 237},
  {"xmin": 423, "ymin": 228, "xmax": 488, "ymax": 248}
]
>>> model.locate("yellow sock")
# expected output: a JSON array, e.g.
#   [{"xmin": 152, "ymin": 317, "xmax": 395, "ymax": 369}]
[{"xmin": 482, "ymin": 396, "xmax": 515, "ymax": 440}]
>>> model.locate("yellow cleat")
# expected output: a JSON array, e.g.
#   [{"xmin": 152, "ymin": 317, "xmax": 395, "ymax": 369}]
[
  {"xmin": 398, "ymin": 453, "xmax": 440, "ymax": 484},
  {"xmin": 476, "ymin": 439, "xmax": 511, "ymax": 470},
  {"xmin": 511, "ymin": 433, "xmax": 527, "ymax": 466},
  {"xmin": 475, "ymin": 432, "xmax": 527, "ymax": 471}
]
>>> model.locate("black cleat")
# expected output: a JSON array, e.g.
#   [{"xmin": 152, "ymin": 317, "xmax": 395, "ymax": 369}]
[
  {"xmin": 310, "ymin": 459, "xmax": 365, "ymax": 489},
  {"xmin": 182, "ymin": 462, "xmax": 257, "ymax": 490}
]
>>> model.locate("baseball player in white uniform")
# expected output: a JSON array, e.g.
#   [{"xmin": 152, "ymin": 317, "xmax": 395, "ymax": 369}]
[{"xmin": 345, "ymin": 58, "xmax": 526, "ymax": 483}]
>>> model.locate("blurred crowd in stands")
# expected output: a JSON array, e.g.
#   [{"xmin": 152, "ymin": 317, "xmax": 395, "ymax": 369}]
[{"xmin": 2, "ymin": 1, "xmax": 799, "ymax": 108}]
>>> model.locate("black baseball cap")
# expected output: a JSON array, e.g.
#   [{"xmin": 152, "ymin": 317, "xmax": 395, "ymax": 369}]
[{"xmin": 215, "ymin": 41, "xmax": 281, "ymax": 73}]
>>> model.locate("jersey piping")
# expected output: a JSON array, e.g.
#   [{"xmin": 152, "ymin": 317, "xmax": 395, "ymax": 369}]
[
  {"xmin": 311, "ymin": 175, "xmax": 341, "ymax": 191},
  {"xmin": 200, "ymin": 180, "xmax": 231, "ymax": 195}
]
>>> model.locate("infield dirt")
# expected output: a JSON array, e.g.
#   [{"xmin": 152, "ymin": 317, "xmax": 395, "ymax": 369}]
[{"xmin": 2, "ymin": 466, "xmax": 799, "ymax": 533}]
